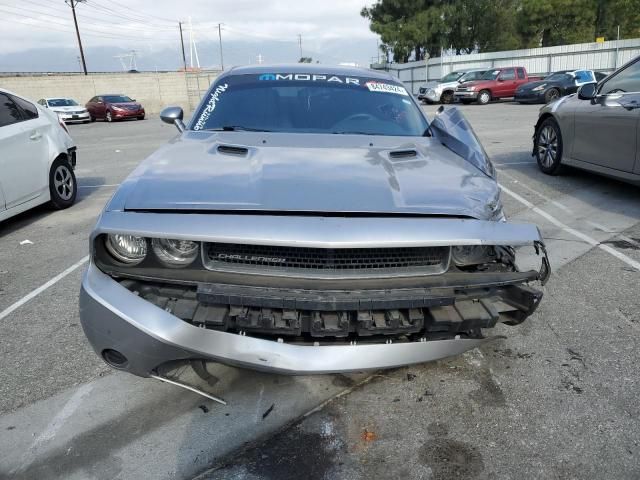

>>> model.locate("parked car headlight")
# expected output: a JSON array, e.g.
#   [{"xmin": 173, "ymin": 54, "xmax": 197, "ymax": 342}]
[
  {"xmin": 452, "ymin": 245, "xmax": 495, "ymax": 266},
  {"xmin": 105, "ymin": 234, "xmax": 147, "ymax": 265},
  {"xmin": 152, "ymin": 238, "xmax": 199, "ymax": 267},
  {"xmin": 532, "ymin": 84, "xmax": 547, "ymax": 92}
]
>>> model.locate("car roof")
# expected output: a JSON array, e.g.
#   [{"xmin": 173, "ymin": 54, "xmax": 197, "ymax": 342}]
[{"xmin": 222, "ymin": 64, "xmax": 396, "ymax": 81}]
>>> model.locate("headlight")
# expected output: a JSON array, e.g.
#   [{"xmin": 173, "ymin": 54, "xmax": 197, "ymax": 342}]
[
  {"xmin": 152, "ymin": 238, "xmax": 199, "ymax": 267},
  {"xmin": 532, "ymin": 84, "xmax": 547, "ymax": 92},
  {"xmin": 105, "ymin": 234, "xmax": 147, "ymax": 265},
  {"xmin": 452, "ymin": 246, "xmax": 495, "ymax": 266}
]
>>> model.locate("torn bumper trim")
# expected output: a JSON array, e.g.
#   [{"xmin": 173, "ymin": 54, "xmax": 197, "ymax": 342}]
[{"xmin": 80, "ymin": 262, "xmax": 497, "ymax": 376}]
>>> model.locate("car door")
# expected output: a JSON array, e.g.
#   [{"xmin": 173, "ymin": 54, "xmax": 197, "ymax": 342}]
[
  {"xmin": 572, "ymin": 58, "xmax": 640, "ymax": 173},
  {"xmin": 0, "ymin": 93, "xmax": 50, "ymax": 209},
  {"xmin": 496, "ymin": 68, "xmax": 516, "ymax": 97},
  {"xmin": 94, "ymin": 96, "xmax": 106, "ymax": 118}
]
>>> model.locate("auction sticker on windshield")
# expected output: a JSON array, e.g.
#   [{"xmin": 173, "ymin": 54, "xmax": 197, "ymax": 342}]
[{"xmin": 365, "ymin": 81, "xmax": 408, "ymax": 96}]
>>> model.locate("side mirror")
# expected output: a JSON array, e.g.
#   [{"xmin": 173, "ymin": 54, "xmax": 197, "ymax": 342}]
[
  {"xmin": 578, "ymin": 82, "xmax": 598, "ymax": 100},
  {"xmin": 160, "ymin": 106, "xmax": 185, "ymax": 132}
]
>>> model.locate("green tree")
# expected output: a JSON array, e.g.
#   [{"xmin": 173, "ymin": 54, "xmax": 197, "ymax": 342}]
[
  {"xmin": 594, "ymin": 0, "xmax": 640, "ymax": 40},
  {"xmin": 518, "ymin": 0, "xmax": 596, "ymax": 47}
]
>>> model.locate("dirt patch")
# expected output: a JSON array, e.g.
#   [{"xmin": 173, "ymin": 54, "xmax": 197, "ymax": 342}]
[{"xmin": 419, "ymin": 439, "xmax": 484, "ymax": 480}]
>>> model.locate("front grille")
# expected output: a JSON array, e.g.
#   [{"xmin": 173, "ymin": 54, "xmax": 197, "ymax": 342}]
[
  {"xmin": 203, "ymin": 242, "xmax": 450, "ymax": 277},
  {"xmin": 73, "ymin": 110, "xmax": 85, "ymax": 114},
  {"xmin": 457, "ymin": 87, "xmax": 469, "ymax": 92}
]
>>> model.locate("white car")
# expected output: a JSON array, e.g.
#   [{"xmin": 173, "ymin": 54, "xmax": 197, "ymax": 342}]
[
  {"xmin": 37, "ymin": 97, "xmax": 91, "ymax": 123},
  {"xmin": 418, "ymin": 69, "xmax": 487, "ymax": 104},
  {"xmin": 0, "ymin": 89, "xmax": 78, "ymax": 222}
]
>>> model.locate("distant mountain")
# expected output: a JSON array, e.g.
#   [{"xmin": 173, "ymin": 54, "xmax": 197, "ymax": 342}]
[{"xmin": 0, "ymin": 38, "xmax": 376, "ymax": 73}]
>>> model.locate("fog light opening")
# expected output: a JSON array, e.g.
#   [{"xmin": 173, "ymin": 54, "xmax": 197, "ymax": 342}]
[{"xmin": 102, "ymin": 349, "xmax": 128, "ymax": 368}]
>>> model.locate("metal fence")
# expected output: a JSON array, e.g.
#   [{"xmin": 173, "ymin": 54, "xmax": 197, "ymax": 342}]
[
  {"xmin": 185, "ymin": 70, "xmax": 222, "ymax": 110},
  {"xmin": 373, "ymin": 38, "xmax": 640, "ymax": 94}
]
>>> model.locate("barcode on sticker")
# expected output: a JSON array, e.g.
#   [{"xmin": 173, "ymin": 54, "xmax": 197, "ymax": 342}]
[{"xmin": 365, "ymin": 81, "xmax": 408, "ymax": 96}]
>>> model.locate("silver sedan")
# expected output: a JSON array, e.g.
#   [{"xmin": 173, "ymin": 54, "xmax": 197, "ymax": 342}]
[{"xmin": 533, "ymin": 55, "xmax": 640, "ymax": 185}]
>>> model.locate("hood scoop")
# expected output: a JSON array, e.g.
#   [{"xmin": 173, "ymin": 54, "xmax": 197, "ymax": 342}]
[
  {"xmin": 389, "ymin": 149, "xmax": 418, "ymax": 160},
  {"xmin": 217, "ymin": 145, "xmax": 249, "ymax": 156}
]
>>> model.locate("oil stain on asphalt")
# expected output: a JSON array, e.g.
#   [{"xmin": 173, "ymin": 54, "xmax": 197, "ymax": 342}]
[{"xmin": 419, "ymin": 422, "xmax": 484, "ymax": 480}]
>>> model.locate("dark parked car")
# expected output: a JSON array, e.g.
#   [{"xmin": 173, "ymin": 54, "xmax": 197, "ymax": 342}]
[
  {"xmin": 515, "ymin": 70, "xmax": 608, "ymax": 104},
  {"xmin": 533, "ymin": 56, "xmax": 640, "ymax": 185},
  {"xmin": 85, "ymin": 94, "xmax": 145, "ymax": 122}
]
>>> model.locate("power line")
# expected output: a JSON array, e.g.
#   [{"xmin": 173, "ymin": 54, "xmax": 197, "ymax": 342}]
[
  {"xmin": 0, "ymin": 7, "xmax": 153, "ymax": 41},
  {"xmin": 100, "ymin": 0, "xmax": 176, "ymax": 24}
]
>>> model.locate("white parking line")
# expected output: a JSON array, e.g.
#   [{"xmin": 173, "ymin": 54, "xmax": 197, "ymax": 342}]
[
  {"xmin": 500, "ymin": 184, "xmax": 640, "ymax": 271},
  {"xmin": 0, "ymin": 255, "xmax": 89, "ymax": 322},
  {"xmin": 78, "ymin": 184, "xmax": 119, "ymax": 189},
  {"xmin": 498, "ymin": 170, "xmax": 573, "ymax": 214}
]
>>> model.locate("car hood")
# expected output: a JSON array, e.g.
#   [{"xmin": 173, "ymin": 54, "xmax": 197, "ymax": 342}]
[
  {"xmin": 110, "ymin": 102, "xmax": 142, "ymax": 108},
  {"xmin": 52, "ymin": 106, "xmax": 84, "ymax": 112},
  {"xmin": 115, "ymin": 132, "xmax": 499, "ymax": 219},
  {"xmin": 459, "ymin": 80, "xmax": 491, "ymax": 88},
  {"xmin": 516, "ymin": 80, "xmax": 553, "ymax": 92}
]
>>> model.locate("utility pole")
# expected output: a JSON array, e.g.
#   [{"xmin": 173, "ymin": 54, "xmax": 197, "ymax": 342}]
[
  {"xmin": 66, "ymin": 0, "xmax": 87, "ymax": 75},
  {"xmin": 178, "ymin": 22, "xmax": 187, "ymax": 71},
  {"xmin": 297, "ymin": 34, "xmax": 302, "ymax": 61},
  {"xmin": 217, "ymin": 23, "xmax": 224, "ymax": 70}
]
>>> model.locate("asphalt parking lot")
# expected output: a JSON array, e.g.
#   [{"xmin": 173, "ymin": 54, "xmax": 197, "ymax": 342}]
[{"xmin": 1, "ymin": 101, "xmax": 639, "ymax": 480}]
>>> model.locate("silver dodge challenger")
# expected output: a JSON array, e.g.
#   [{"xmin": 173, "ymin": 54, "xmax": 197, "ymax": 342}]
[{"xmin": 80, "ymin": 65, "xmax": 550, "ymax": 377}]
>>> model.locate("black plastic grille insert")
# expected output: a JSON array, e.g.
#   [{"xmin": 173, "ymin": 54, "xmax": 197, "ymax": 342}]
[{"xmin": 204, "ymin": 242, "xmax": 450, "ymax": 276}]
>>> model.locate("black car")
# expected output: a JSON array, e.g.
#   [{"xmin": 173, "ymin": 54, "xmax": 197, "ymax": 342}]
[{"xmin": 515, "ymin": 70, "xmax": 608, "ymax": 104}]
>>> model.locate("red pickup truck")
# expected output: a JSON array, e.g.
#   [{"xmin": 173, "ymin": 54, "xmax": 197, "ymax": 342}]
[{"xmin": 454, "ymin": 67, "xmax": 543, "ymax": 105}]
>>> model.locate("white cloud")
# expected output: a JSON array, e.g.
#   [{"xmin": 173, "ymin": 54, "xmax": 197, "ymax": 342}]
[{"xmin": 0, "ymin": 0, "xmax": 379, "ymax": 68}]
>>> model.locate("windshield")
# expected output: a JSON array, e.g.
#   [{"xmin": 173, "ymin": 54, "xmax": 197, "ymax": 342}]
[
  {"xmin": 440, "ymin": 72, "xmax": 463, "ymax": 83},
  {"xmin": 48, "ymin": 98, "xmax": 78, "ymax": 107},
  {"xmin": 480, "ymin": 70, "xmax": 501, "ymax": 80},
  {"xmin": 459, "ymin": 71, "xmax": 485, "ymax": 82},
  {"xmin": 192, "ymin": 73, "xmax": 429, "ymax": 136},
  {"xmin": 544, "ymin": 73, "xmax": 571, "ymax": 82},
  {"xmin": 104, "ymin": 95, "xmax": 133, "ymax": 103}
]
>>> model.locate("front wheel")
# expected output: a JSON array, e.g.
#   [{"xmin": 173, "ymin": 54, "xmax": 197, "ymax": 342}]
[
  {"xmin": 477, "ymin": 90, "xmax": 491, "ymax": 105},
  {"xmin": 137, "ymin": 115, "xmax": 145, "ymax": 120},
  {"xmin": 544, "ymin": 88, "xmax": 561, "ymax": 103},
  {"xmin": 48, "ymin": 158, "xmax": 77, "ymax": 209},
  {"xmin": 441, "ymin": 91, "xmax": 454, "ymax": 104},
  {"xmin": 534, "ymin": 117, "xmax": 564, "ymax": 175}
]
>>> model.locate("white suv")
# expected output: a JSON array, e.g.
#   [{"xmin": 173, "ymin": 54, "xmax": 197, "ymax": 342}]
[
  {"xmin": 0, "ymin": 89, "xmax": 78, "ymax": 222},
  {"xmin": 418, "ymin": 69, "xmax": 487, "ymax": 104}
]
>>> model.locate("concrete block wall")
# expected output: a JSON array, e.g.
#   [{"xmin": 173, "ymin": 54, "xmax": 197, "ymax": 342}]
[{"xmin": 0, "ymin": 72, "xmax": 191, "ymax": 114}]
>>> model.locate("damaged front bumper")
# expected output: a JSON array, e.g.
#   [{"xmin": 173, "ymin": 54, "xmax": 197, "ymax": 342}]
[{"xmin": 79, "ymin": 214, "xmax": 549, "ymax": 376}]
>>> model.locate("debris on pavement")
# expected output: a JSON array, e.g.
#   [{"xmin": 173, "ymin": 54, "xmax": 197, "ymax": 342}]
[{"xmin": 19, "ymin": 240, "xmax": 33, "ymax": 246}]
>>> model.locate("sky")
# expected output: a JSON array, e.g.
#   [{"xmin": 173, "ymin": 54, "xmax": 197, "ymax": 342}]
[{"xmin": 0, "ymin": 0, "xmax": 381, "ymax": 72}]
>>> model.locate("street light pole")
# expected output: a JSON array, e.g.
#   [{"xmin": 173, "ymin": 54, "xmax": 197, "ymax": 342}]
[
  {"xmin": 218, "ymin": 23, "xmax": 224, "ymax": 70},
  {"xmin": 66, "ymin": 0, "xmax": 87, "ymax": 75}
]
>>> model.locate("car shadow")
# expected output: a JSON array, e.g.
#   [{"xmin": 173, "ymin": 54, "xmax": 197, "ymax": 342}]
[
  {"xmin": 76, "ymin": 176, "xmax": 110, "ymax": 202},
  {"xmin": 492, "ymin": 150, "xmax": 640, "ymax": 218}
]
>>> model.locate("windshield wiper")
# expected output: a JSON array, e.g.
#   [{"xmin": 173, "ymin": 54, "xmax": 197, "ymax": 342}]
[{"xmin": 206, "ymin": 125, "xmax": 272, "ymax": 132}]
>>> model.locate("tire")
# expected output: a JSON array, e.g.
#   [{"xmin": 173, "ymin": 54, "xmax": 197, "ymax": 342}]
[
  {"xmin": 48, "ymin": 157, "xmax": 77, "ymax": 209},
  {"xmin": 544, "ymin": 88, "xmax": 561, "ymax": 104},
  {"xmin": 477, "ymin": 90, "xmax": 491, "ymax": 105},
  {"xmin": 83, "ymin": 120, "xmax": 91, "ymax": 124},
  {"xmin": 441, "ymin": 91, "xmax": 454, "ymax": 104},
  {"xmin": 137, "ymin": 115, "xmax": 145, "ymax": 120},
  {"xmin": 105, "ymin": 110, "xmax": 113, "ymax": 123},
  {"xmin": 534, "ymin": 117, "xmax": 564, "ymax": 175},
  {"xmin": 90, "ymin": 115, "xmax": 96, "ymax": 122}
]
